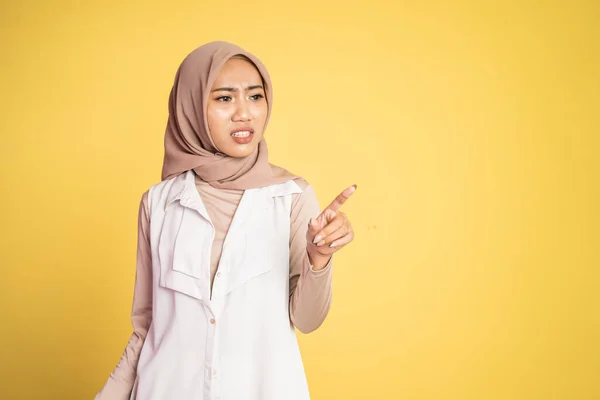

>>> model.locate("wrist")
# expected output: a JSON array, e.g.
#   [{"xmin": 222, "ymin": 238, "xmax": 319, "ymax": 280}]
[{"xmin": 307, "ymin": 249, "xmax": 331, "ymax": 271}]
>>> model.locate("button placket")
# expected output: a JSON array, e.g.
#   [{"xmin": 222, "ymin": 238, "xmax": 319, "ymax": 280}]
[{"xmin": 203, "ymin": 308, "xmax": 218, "ymax": 398}]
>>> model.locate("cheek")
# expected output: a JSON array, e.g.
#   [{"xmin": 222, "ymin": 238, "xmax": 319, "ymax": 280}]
[
  {"xmin": 207, "ymin": 106, "xmax": 230, "ymax": 139},
  {"xmin": 253, "ymin": 103, "xmax": 269, "ymax": 126}
]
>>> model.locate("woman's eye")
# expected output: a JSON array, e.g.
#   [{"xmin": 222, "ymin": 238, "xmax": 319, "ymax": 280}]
[
  {"xmin": 216, "ymin": 96, "xmax": 232, "ymax": 102},
  {"xmin": 249, "ymin": 94, "xmax": 264, "ymax": 101}
]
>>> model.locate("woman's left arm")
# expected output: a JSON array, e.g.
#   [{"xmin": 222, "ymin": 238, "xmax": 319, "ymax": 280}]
[{"xmin": 288, "ymin": 184, "xmax": 356, "ymax": 334}]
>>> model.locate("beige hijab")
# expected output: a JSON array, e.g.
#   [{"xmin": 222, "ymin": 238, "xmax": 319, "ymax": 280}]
[{"xmin": 161, "ymin": 41, "xmax": 297, "ymax": 190}]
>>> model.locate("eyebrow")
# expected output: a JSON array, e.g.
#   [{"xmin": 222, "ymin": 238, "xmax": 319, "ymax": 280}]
[{"xmin": 211, "ymin": 85, "xmax": 264, "ymax": 92}]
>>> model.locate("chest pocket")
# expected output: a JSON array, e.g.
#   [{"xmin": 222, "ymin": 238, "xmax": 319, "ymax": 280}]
[{"xmin": 157, "ymin": 204, "xmax": 210, "ymax": 301}]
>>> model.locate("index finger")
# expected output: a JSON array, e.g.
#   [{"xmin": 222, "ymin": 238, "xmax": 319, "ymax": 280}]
[{"xmin": 324, "ymin": 184, "xmax": 357, "ymax": 214}]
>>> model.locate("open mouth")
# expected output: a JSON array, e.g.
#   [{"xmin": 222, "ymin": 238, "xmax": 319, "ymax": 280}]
[{"xmin": 231, "ymin": 129, "xmax": 254, "ymax": 144}]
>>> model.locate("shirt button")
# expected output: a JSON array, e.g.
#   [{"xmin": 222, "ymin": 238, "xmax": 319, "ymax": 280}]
[
  {"xmin": 216, "ymin": 272, "xmax": 221, "ymax": 278},
  {"xmin": 210, "ymin": 318, "xmax": 216, "ymax": 324},
  {"xmin": 212, "ymin": 369, "xmax": 217, "ymax": 376}
]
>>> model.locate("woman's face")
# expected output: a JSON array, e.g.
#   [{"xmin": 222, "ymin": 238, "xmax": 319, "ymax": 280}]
[{"xmin": 207, "ymin": 58, "xmax": 268, "ymax": 158}]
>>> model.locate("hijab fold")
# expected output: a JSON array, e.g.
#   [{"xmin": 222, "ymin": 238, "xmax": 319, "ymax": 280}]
[{"xmin": 161, "ymin": 41, "xmax": 296, "ymax": 190}]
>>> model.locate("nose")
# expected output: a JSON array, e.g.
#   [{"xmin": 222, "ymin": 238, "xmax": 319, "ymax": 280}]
[{"xmin": 232, "ymin": 98, "xmax": 252, "ymax": 122}]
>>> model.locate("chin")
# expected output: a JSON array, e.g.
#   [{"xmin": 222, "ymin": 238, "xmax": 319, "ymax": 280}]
[{"xmin": 224, "ymin": 143, "xmax": 258, "ymax": 158}]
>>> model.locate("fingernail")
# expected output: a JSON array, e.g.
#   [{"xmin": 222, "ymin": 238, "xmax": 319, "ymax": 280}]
[
  {"xmin": 317, "ymin": 240, "xmax": 325, "ymax": 247},
  {"xmin": 329, "ymin": 241, "xmax": 338, "ymax": 248},
  {"xmin": 313, "ymin": 235, "xmax": 322, "ymax": 244}
]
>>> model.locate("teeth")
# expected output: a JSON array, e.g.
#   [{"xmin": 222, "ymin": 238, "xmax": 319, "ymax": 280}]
[{"xmin": 232, "ymin": 131, "xmax": 251, "ymax": 137}]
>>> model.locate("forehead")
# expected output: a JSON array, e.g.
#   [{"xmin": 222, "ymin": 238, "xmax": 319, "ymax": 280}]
[{"xmin": 213, "ymin": 58, "xmax": 263, "ymax": 85}]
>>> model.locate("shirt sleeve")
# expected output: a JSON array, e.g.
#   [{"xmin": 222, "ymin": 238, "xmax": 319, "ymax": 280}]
[
  {"xmin": 95, "ymin": 191, "xmax": 153, "ymax": 400},
  {"xmin": 288, "ymin": 183, "xmax": 334, "ymax": 334}
]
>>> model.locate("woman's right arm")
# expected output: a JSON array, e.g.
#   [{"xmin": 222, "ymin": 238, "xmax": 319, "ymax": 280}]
[{"xmin": 95, "ymin": 191, "xmax": 153, "ymax": 400}]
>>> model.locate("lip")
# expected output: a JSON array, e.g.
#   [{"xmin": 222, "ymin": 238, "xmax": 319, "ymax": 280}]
[{"xmin": 231, "ymin": 127, "xmax": 254, "ymax": 135}]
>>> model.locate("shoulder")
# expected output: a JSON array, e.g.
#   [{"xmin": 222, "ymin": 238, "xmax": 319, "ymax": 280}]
[
  {"xmin": 148, "ymin": 172, "xmax": 185, "ymax": 197},
  {"xmin": 143, "ymin": 172, "xmax": 189, "ymax": 211},
  {"xmin": 291, "ymin": 177, "xmax": 316, "ymax": 204},
  {"xmin": 293, "ymin": 177, "xmax": 310, "ymax": 192},
  {"xmin": 291, "ymin": 178, "xmax": 320, "ymax": 216}
]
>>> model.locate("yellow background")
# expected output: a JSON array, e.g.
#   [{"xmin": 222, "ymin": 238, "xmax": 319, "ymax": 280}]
[{"xmin": 1, "ymin": 0, "xmax": 598, "ymax": 399}]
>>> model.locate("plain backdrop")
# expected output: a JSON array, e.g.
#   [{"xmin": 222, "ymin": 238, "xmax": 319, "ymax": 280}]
[{"xmin": 1, "ymin": 1, "xmax": 598, "ymax": 399}]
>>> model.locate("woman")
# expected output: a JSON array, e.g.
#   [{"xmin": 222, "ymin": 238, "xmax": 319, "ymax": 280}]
[{"xmin": 95, "ymin": 41, "xmax": 356, "ymax": 400}]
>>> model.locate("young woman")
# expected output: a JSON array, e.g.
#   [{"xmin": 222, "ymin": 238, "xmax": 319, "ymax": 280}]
[{"xmin": 95, "ymin": 41, "xmax": 356, "ymax": 400}]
